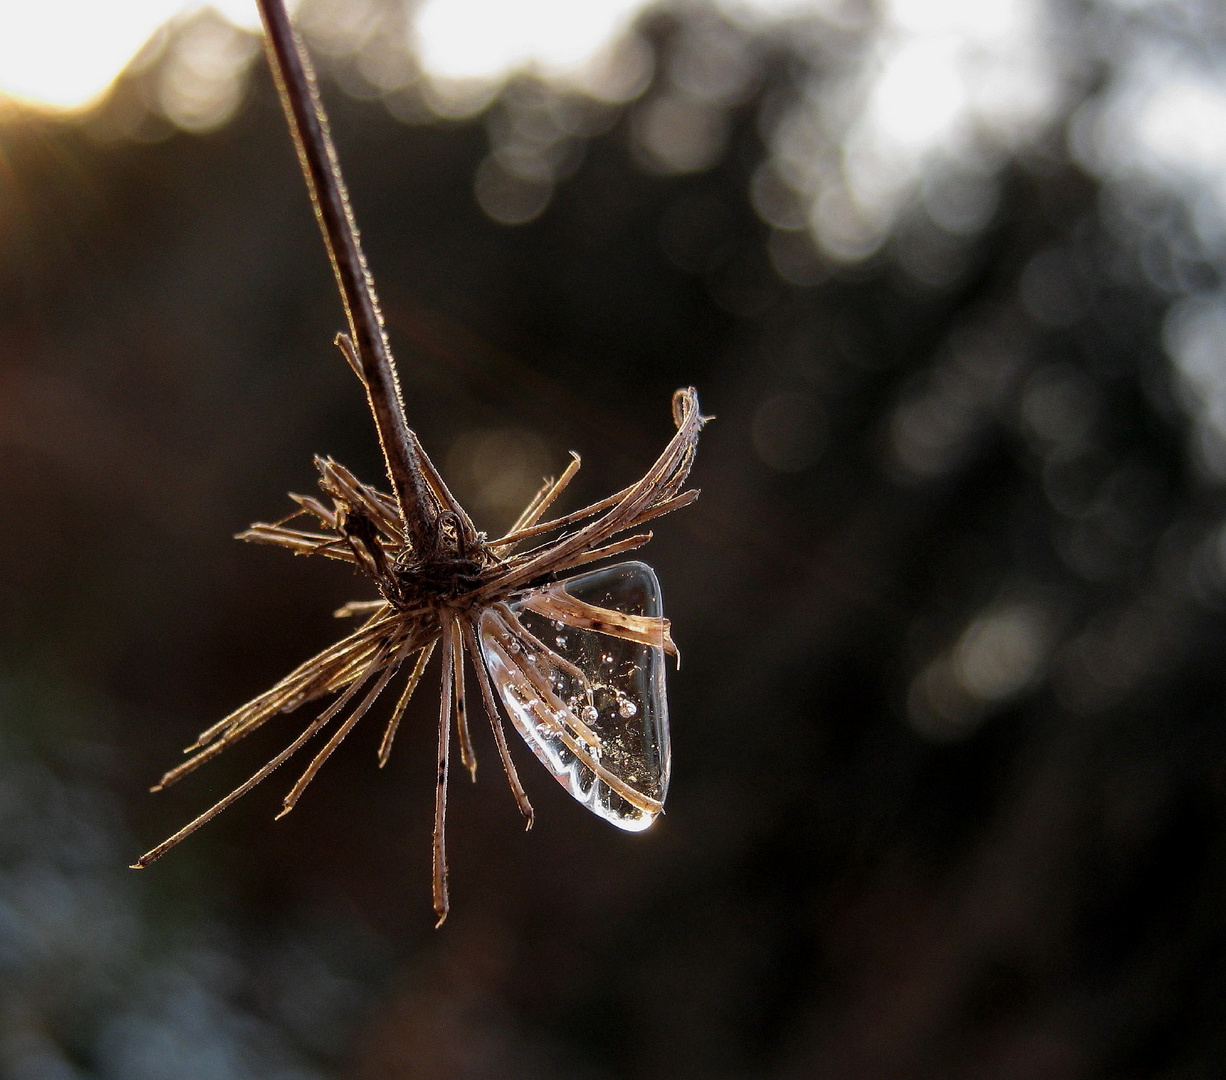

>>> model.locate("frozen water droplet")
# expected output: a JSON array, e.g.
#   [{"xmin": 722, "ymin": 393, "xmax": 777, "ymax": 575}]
[{"xmin": 478, "ymin": 561, "xmax": 671, "ymax": 832}]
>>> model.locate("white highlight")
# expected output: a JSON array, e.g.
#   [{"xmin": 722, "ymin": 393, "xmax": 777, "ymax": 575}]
[
  {"xmin": 1070, "ymin": 47, "xmax": 1226, "ymax": 282},
  {"xmin": 803, "ymin": 0, "xmax": 1058, "ymax": 261},
  {"xmin": 1134, "ymin": 79, "xmax": 1226, "ymax": 177},
  {"xmin": 0, "ymin": 1, "xmax": 266, "ymax": 113},
  {"xmin": 0, "ymin": 0, "xmax": 181, "ymax": 110},
  {"xmin": 413, "ymin": 0, "xmax": 645, "ymax": 82}
]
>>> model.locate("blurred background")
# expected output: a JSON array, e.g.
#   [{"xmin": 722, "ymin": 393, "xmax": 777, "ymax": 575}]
[{"xmin": 1, "ymin": 0, "xmax": 1226, "ymax": 1076}]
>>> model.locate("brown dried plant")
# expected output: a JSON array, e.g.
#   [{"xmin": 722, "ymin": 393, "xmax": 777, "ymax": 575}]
[{"xmin": 131, "ymin": 0, "xmax": 707, "ymax": 923}]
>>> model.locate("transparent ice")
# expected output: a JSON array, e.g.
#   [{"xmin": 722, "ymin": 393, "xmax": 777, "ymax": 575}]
[{"xmin": 478, "ymin": 561, "xmax": 671, "ymax": 831}]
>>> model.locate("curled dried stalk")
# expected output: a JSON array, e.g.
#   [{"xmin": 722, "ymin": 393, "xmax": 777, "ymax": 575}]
[{"xmin": 132, "ymin": 0, "xmax": 709, "ymax": 924}]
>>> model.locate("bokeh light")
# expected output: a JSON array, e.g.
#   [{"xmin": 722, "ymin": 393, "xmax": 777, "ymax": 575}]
[{"xmin": 412, "ymin": 0, "xmax": 644, "ymax": 82}]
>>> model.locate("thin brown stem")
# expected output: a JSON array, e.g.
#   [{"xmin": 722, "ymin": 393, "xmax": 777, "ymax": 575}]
[
  {"xmin": 132, "ymin": 647, "xmax": 387, "ymax": 868},
  {"xmin": 277, "ymin": 638, "xmax": 413, "ymax": 817},
  {"xmin": 462, "ymin": 619, "xmax": 534, "ymax": 827},
  {"xmin": 452, "ymin": 619, "xmax": 477, "ymax": 781},
  {"xmin": 255, "ymin": 0, "xmax": 438, "ymax": 550},
  {"xmin": 434, "ymin": 615, "xmax": 455, "ymax": 926},
  {"xmin": 496, "ymin": 453, "xmax": 582, "ymax": 552},
  {"xmin": 378, "ymin": 640, "xmax": 436, "ymax": 766}
]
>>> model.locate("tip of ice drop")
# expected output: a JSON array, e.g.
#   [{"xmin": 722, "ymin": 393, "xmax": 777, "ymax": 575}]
[{"xmin": 609, "ymin": 807, "xmax": 661, "ymax": 833}]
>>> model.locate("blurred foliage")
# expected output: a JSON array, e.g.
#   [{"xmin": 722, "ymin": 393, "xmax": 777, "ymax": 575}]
[{"xmin": 1, "ymin": 0, "xmax": 1226, "ymax": 1077}]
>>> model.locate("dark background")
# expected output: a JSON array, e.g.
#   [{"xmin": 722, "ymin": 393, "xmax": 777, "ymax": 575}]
[{"xmin": 1, "ymin": 0, "xmax": 1226, "ymax": 1077}]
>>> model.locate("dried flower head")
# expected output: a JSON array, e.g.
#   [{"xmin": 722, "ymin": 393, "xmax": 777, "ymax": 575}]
[{"xmin": 131, "ymin": 0, "xmax": 708, "ymax": 924}]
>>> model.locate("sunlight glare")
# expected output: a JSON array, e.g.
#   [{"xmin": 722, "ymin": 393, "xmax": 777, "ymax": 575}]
[
  {"xmin": 0, "ymin": 0, "xmax": 180, "ymax": 110},
  {"xmin": 799, "ymin": 0, "xmax": 1055, "ymax": 261},
  {"xmin": 413, "ymin": 0, "xmax": 646, "ymax": 81},
  {"xmin": 868, "ymin": 38, "xmax": 966, "ymax": 152},
  {"xmin": 1134, "ymin": 78, "xmax": 1226, "ymax": 177},
  {"xmin": 0, "ymin": 1, "xmax": 266, "ymax": 113}
]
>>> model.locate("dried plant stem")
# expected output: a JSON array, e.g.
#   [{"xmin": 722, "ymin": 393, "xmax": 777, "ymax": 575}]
[
  {"xmin": 434, "ymin": 615, "xmax": 455, "ymax": 925},
  {"xmin": 452, "ymin": 620, "xmax": 477, "ymax": 780},
  {"xmin": 378, "ymin": 641, "xmax": 436, "ymax": 766},
  {"xmin": 276, "ymin": 636, "xmax": 416, "ymax": 817},
  {"xmin": 255, "ymin": 0, "xmax": 440, "ymax": 550},
  {"xmin": 462, "ymin": 619, "xmax": 534, "ymax": 826},
  {"xmin": 131, "ymin": 646, "xmax": 389, "ymax": 869},
  {"xmin": 135, "ymin": 0, "xmax": 709, "ymax": 915}
]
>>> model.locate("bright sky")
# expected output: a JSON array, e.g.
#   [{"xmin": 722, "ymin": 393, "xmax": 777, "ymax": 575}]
[
  {"xmin": 0, "ymin": 0, "xmax": 264, "ymax": 110},
  {"xmin": 0, "ymin": 0, "xmax": 661, "ymax": 111},
  {"xmin": 0, "ymin": 0, "xmax": 803, "ymax": 110},
  {"xmin": 413, "ymin": 0, "xmax": 644, "ymax": 81}
]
